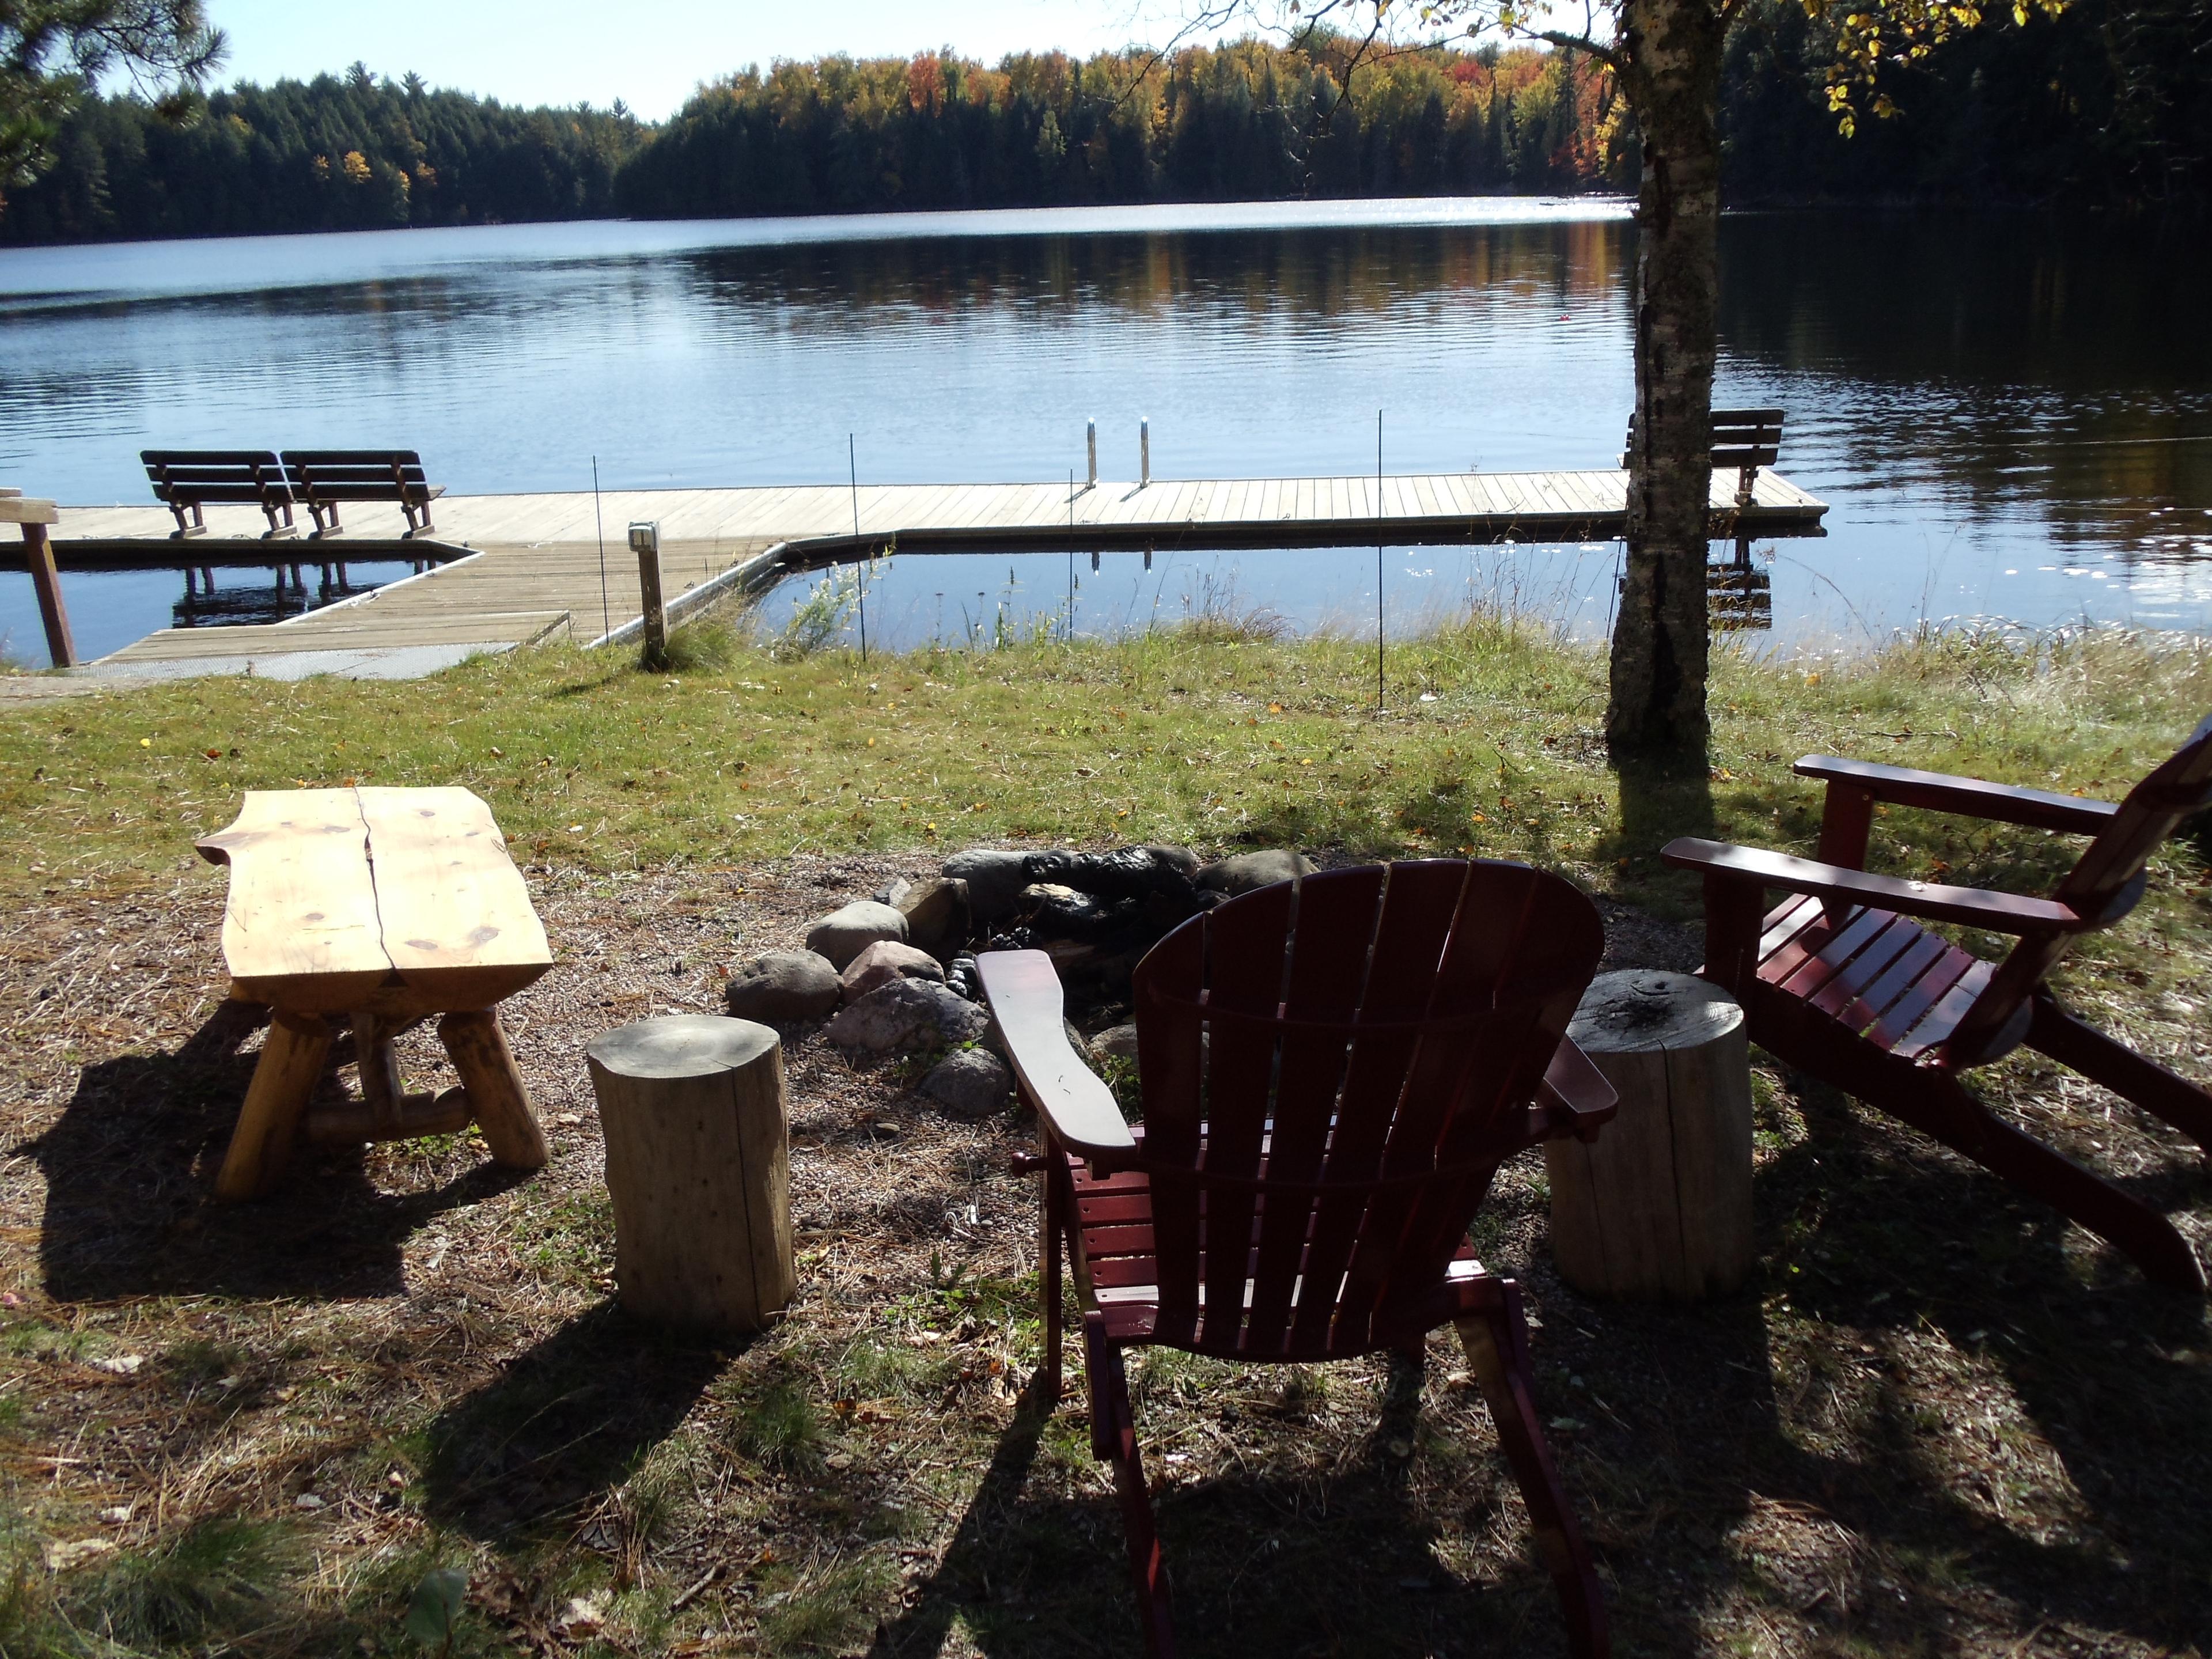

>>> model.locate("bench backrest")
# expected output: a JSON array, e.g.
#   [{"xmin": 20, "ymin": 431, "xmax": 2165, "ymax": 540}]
[
  {"xmin": 1621, "ymin": 407, "xmax": 1785, "ymax": 471},
  {"xmin": 282, "ymin": 450, "xmax": 437, "ymax": 502},
  {"xmin": 142, "ymin": 450, "xmax": 294, "ymax": 505}
]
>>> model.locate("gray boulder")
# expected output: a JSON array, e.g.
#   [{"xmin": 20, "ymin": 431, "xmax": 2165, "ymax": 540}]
[
  {"xmin": 941, "ymin": 849, "xmax": 1031, "ymax": 924},
  {"xmin": 897, "ymin": 876, "xmax": 972, "ymax": 956},
  {"xmin": 841, "ymin": 939, "xmax": 946, "ymax": 1002},
  {"xmin": 921, "ymin": 1047, "xmax": 1016, "ymax": 1116},
  {"xmin": 825, "ymin": 978, "xmax": 991, "ymax": 1056},
  {"xmin": 805, "ymin": 900, "xmax": 908, "ymax": 969},
  {"xmin": 1196, "ymin": 849, "xmax": 1316, "ymax": 897},
  {"xmin": 873, "ymin": 876, "xmax": 914, "ymax": 909},
  {"xmin": 724, "ymin": 950, "xmax": 842, "ymax": 1022},
  {"xmin": 1092, "ymin": 1023, "xmax": 1141, "ymax": 1062}
]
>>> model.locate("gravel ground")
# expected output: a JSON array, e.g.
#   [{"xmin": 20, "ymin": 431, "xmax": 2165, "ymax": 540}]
[{"xmin": 2, "ymin": 851, "xmax": 2206, "ymax": 1658}]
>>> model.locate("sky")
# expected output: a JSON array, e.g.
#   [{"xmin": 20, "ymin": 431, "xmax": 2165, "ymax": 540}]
[{"xmin": 200, "ymin": 1, "xmax": 1240, "ymax": 121}]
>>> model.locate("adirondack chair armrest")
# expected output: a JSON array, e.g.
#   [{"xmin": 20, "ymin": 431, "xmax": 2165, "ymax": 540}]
[
  {"xmin": 1662, "ymin": 838, "xmax": 2093, "ymax": 934},
  {"xmin": 1531, "ymin": 1036, "xmax": 1616, "ymax": 1143},
  {"xmin": 975, "ymin": 949, "xmax": 1139, "ymax": 1168},
  {"xmin": 1794, "ymin": 755, "xmax": 2120, "ymax": 836}
]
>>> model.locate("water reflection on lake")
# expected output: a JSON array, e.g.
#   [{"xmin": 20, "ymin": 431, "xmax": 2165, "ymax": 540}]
[{"xmin": 1, "ymin": 199, "xmax": 2207, "ymax": 664}]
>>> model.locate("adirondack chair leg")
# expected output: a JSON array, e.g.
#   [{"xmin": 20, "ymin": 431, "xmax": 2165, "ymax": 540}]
[
  {"xmin": 2027, "ymin": 994, "xmax": 2212, "ymax": 1156},
  {"xmin": 1084, "ymin": 1314, "xmax": 1176, "ymax": 1658},
  {"xmin": 1454, "ymin": 1281, "xmax": 1609, "ymax": 1659},
  {"xmin": 1038, "ymin": 1152, "xmax": 1069, "ymax": 1403},
  {"xmin": 439, "ymin": 1009, "xmax": 550, "ymax": 1171},
  {"xmin": 214, "ymin": 1008, "xmax": 331, "ymax": 1201},
  {"xmin": 1890, "ymin": 1071, "xmax": 2205, "ymax": 1293}
]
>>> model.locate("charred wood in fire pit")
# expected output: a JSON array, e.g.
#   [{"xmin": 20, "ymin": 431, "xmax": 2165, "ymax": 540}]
[{"xmin": 1021, "ymin": 845, "xmax": 1201, "ymax": 906}]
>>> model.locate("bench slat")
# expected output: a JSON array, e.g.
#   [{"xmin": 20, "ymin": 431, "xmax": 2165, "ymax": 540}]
[{"xmin": 197, "ymin": 790, "xmax": 392, "ymax": 1009}]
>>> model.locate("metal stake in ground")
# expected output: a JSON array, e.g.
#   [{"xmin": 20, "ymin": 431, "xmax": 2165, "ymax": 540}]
[
  {"xmin": 849, "ymin": 433, "xmax": 868, "ymax": 662},
  {"xmin": 1376, "ymin": 408, "xmax": 1385, "ymax": 713},
  {"xmin": 591, "ymin": 456, "xmax": 610, "ymax": 642}
]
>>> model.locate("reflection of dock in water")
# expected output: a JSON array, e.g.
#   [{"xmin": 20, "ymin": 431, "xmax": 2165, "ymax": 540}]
[
  {"xmin": 171, "ymin": 558, "xmax": 440, "ymax": 630},
  {"xmin": 1708, "ymin": 563, "xmax": 1774, "ymax": 633},
  {"xmin": 29, "ymin": 468, "xmax": 1825, "ymax": 676}
]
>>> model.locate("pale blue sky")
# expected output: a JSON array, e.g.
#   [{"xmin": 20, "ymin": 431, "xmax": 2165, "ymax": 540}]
[{"xmin": 201, "ymin": 1, "xmax": 1228, "ymax": 120}]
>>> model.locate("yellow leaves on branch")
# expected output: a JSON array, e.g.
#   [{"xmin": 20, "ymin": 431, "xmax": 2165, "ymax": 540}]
[{"xmin": 1807, "ymin": 0, "xmax": 2064, "ymax": 135}]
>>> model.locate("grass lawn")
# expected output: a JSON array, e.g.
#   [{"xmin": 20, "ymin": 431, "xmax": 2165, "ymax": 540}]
[{"xmin": 0, "ymin": 615, "xmax": 2207, "ymax": 1656}]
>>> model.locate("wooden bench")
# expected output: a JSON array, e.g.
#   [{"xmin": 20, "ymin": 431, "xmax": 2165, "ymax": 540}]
[
  {"xmin": 141, "ymin": 450, "xmax": 299, "ymax": 539},
  {"xmin": 196, "ymin": 786, "xmax": 552, "ymax": 1200},
  {"xmin": 1622, "ymin": 407, "xmax": 1786, "ymax": 506},
  {"xmin": 282, "ymin": 449, "xmax": 445, "ymax": 537}
]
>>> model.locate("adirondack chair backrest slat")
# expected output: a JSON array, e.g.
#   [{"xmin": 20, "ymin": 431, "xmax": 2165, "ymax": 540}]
[
  {"xmin": 1945, "ymin": 713, "xmax": 2212, "ymax": 1065},
  {"xmin": 1131, "ymin": 860, "xmax": 1603, "ymax": 1360}
]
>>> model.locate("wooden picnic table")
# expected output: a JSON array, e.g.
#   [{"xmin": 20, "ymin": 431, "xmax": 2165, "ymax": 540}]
[{"xmin": 197, "ymin": 786, "xmax": 552, "ymax": 1200}]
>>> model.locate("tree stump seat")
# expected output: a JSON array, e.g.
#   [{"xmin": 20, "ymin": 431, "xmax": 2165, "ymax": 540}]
[{"xmin": 196, "ymin": 786, "xmax": 552, "ymax": 1200}]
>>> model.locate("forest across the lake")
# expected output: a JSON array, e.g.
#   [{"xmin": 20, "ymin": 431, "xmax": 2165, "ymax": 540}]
[{"xmin": 0, "ymin": 1, "xmax": 2204, "ymax": 245}]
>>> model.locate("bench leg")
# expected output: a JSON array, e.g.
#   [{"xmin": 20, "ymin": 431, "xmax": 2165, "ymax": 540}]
[
  {"xmin": 352, "ymin": 1009, "xmax": 408, "ymax": 1135},
  {"xmin": 214, "ymin": 1008, "xmax": 330, "ymax": 1201},
  {"xmin": 439, "ymin": 1009, "xmax": 548, "ymax": 1170}
]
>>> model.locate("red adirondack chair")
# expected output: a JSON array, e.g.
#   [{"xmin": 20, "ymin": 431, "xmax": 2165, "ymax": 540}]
[
  {"xmin": 978, "ymin": 859, "xmax": 1618, "ymax": 1658},
  {"xmin": 1664, "ymin": 716, "xmax": 2212, "ymax": 1293}
]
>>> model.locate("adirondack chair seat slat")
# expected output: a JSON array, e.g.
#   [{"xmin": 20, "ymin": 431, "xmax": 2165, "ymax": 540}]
[
  {"xmin": 981, "ymin": 859, "xmax": 1616, "ymax": 1658},
  {"xmin": 1666, "ymin": 715, "xmax": 2212, "ymax": 1293}
]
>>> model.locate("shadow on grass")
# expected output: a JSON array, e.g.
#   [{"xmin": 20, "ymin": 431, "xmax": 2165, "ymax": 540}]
[
  {"xmin": 419, "ymin": 1302, "xmax": 727, "ymax": 1543},
  {"xmin": 873, "ymin": 1358, "xmax": 1603, "ymax": 1658},
  {"xmin": 1549, "ymin": 1066, "xmax": 2212, "ymax": 1652},
  {"xmin": 1599, "ymin": 753, "xmax": 1717, "ymax": 912},
  {"xmin": 20, "ymin": 1000, "xmax": 529, "ymax": 1301}
]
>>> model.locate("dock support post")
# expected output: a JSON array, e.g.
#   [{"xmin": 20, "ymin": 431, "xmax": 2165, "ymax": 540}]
[
  {"xmin": 630, "ymin": 520, "xmax": 666, "ymax": 668},
  {"xmin": 22, "ymin": 520, "xmax": 75, "ymax": 668},
  {"xmin": 1141, "ymin": 417, "xmax": 1150, "ymax": 487},
  {"xmin": 1087, "ymin": 419, "xmax": 1097, "ymax": 487}
]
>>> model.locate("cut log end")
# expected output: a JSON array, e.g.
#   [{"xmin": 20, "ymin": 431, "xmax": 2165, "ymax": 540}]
[
  {"xmin": 1567, "ymin": 969, "xmax": 1744, "ymax": 1055},
  {"xmin": 586, "ymin": 1012, "xmax": 780, "ymax": 1080}
]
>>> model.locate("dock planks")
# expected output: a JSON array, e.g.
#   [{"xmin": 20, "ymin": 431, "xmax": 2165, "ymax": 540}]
[{"xmin": 48, "ymin": 467, "xmax": 1825, "ymax": 668}]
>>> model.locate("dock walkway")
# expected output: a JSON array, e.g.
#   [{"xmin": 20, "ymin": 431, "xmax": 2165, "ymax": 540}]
[{"xmin": 38, "ymin": 468, "xmax": 1827, "ymax": 674}]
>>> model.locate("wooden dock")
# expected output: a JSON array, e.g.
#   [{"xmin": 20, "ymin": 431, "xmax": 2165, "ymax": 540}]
[{"xmin": 33, "ymin": 468, "xmax": 1827, "ymax": 672}]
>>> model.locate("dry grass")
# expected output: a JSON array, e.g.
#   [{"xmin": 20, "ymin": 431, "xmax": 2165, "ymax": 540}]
[{"xmin": 0, "ymin": 619, "xmax": 2207, "ymax": 1656}]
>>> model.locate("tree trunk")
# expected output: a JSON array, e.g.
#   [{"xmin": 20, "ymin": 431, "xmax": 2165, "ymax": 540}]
[{"xmin": 1608, "ymin": 0, "xmax": 1728, "ymax": 757}]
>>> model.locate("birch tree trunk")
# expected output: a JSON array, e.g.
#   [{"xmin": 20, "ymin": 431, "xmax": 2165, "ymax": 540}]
[{"xmin": 1608, "ymin": 0, "xmax": 1728, "ymax": 757}]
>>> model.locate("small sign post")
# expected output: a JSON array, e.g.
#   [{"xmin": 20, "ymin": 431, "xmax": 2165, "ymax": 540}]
[{"xmin": 628, "ymin": 520, "xmax": 665, "ymax": 667}]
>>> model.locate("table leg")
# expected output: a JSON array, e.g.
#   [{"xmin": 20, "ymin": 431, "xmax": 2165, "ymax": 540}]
[
  {"xmin": 440, "ymin": 1009, "xmax": 548, "ymax": 1170},
  {"xmin": 215, "ymin": 1008, "xmax": 330, "ymax": 1200},
  {"xmin": 351, "ymin": 1008, "xmax": 407, "ymax": 1136}
]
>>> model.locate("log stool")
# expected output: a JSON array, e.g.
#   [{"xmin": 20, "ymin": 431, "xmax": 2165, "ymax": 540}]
[
  {"xmin": 1544, "ymin": 970, "xmax": 1755, "ymax": 1300},
  {"xmin": 198, "ymin": 787, "xmax": 553, "ymax": 1199},
  {"xmin": 585, "ymin": 1014, "xmax": 797, "ymax": 1335}
]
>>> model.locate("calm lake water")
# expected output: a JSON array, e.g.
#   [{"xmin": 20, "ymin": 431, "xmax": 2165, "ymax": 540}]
[{"xmin": 2, "ymin": 198, "xmax": 2209, "ymax": 665}]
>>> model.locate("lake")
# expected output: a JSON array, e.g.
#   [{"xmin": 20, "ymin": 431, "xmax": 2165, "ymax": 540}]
[{"xmin": 2, "ymin": 198, "xmax": 2209, "ymax": 665}]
